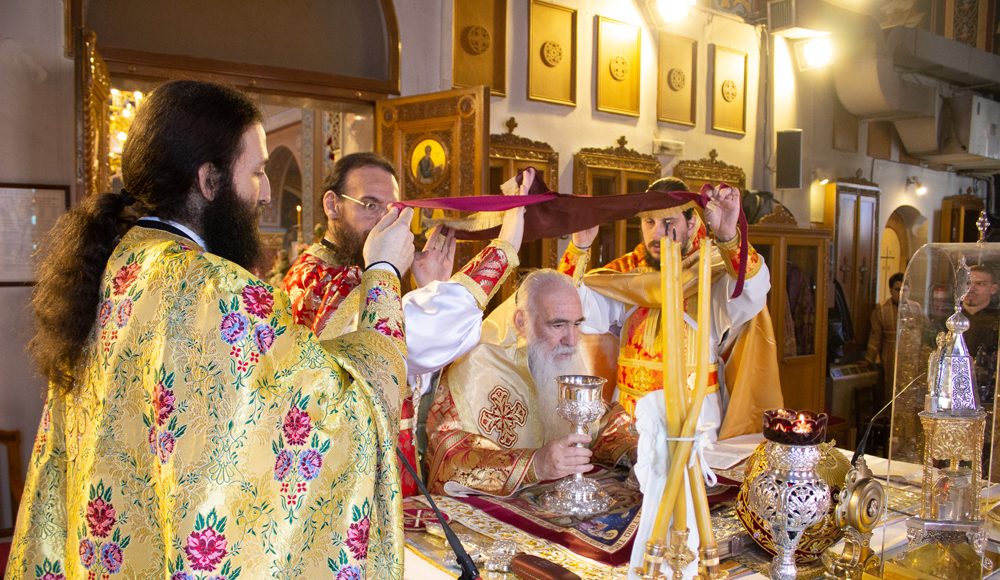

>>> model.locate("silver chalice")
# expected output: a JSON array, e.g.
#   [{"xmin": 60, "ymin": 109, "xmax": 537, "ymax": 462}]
[{"xmin": 540, "ymin": 375, "xmax": 612, "ymax": 516}]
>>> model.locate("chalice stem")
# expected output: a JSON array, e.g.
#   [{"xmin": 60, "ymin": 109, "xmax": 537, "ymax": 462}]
[{"xmin": 573, "ymin": 423, "xmax": 589, "ymax": 483}]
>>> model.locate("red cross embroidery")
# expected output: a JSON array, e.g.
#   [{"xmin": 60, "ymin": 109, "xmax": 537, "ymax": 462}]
[{"xmin": 478, "ymin": 386, "xmax": 527, "ymax": 448}]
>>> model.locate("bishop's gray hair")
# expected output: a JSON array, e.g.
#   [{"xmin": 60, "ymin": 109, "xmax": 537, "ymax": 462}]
[{"xmin": 515, "ymin": 268, "xmax": 575, "ymax": 316}]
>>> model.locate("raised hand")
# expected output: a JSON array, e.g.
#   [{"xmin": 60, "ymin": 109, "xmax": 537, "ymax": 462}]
[
  {"xmin": 498, "ymin": 167, "xmax": 531, "ymax": 251},
  {"xmin": 572, "ymin": 224, "xmax": 599, "ymax": 250},
  {"xmin": 531, "ymin": 433, "xmax": 593, "ymax": 481},
  {"xmin": 411, "ymin": 225, "xmax": 457, "ymax": 287},
  {"xmin": 703, "ymin": 184, "xmax": 741, "ymax": 243},
  {"xmin": 363, "ymin": 206, "xmax": 415, "ymax": 275}
]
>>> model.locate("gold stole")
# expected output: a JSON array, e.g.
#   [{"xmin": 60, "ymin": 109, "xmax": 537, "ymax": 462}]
[
  {"xmin": 583, "ymin": 249, "xmax": 782, "ymax": 439},
  {"xmin": 448, "ymin": 295, "xmax": 546, "ymax": 450}
]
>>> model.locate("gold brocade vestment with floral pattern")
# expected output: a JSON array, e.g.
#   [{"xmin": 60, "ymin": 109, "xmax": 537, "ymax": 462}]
[
  {"xmin": 7, "ymin": 227, "xmax": 407, "ymax": 579},
  {"xmin": 282, "ymin": 239, "xmax": 518, "ymax": 498}
]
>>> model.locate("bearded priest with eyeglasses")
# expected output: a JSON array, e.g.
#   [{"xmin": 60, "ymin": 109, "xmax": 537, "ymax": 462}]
[{"xmin": 282, "ymin": 153, "xmax": 528, "ymax": 497}]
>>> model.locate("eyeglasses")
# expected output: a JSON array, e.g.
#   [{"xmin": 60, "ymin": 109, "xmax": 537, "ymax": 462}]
[{"xmin": 338, "ymin": 193, "xmax": 388, "ymax": 215}]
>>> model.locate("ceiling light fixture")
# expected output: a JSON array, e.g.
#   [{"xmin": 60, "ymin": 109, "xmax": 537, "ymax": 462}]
[
  {"xmin": 657, "ymin": 0, "xmax": 696, "ymax": 23},
  {"xmin": 794, "ymin": 36, "xmax": 833, "ymax": 70}
]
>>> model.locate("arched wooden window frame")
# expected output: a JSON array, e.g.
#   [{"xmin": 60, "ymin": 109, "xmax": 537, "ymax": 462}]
[{"xmin": 66, "ymin": 0, "xmax": 400, "ymax": 101}]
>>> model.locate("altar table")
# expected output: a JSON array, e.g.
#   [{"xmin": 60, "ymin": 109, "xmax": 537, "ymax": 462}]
[{"xmin": 401, "ymin": 444, "xmax": 982, "ymax": 579}]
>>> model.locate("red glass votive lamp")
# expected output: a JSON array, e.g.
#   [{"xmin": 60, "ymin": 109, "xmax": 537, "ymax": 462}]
[{"xmin": 762, "ymin": 408, "xmax": 828, "ymax": 445}]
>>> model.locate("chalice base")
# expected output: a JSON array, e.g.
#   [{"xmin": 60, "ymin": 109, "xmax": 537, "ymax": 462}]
[{"xmin": 541, "ymin": 476, "xmax": 611, "ymax": 516}]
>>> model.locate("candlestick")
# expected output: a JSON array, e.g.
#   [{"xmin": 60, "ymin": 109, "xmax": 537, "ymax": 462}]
[
  {"xmin": 653, "ymin": 241, "xmax": 719, "ymax": 557},
  {"xmin": 690, "ymin": 240, "xmax": 721, "ymax": 577},
  {"xmin": 652, "ymin": 238, "xmax": 687, "ymax": 542},
  {"xmin": 296, "ymin": 204, "xmax": 302, "ymax": 244}
]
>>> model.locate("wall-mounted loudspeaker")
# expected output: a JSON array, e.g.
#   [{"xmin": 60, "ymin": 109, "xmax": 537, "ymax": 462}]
[{"xmin": 776, "ymin": 129, "xmax": 802, "ymax": 189}]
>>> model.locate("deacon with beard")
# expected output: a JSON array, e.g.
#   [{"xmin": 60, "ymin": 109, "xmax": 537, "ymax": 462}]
[
  {"xmin": 282, "ymin": 152, "xmax": 527, "ymax": 496},
  {"xmin": 425, "ymin": 269, "xmax": 636, "ymax": 497},
  {"xmin": 10, "ymin": 81, "xmax": 416, "ymax": 577},
  {"xmin": 558, "ymin": 177, "xmax": 779, "ymax": 433},
  {"xmin": 557, "ymin": 178, "xmax": 779, "ymax": 575}
]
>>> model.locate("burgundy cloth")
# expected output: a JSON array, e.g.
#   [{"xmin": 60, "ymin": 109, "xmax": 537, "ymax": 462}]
[
  {"xmin": 0, "ymin": 541, "xmax": 9, "ymax": 577},
  {"xmin": 395, "ymin": 169, "xmax": 750, "ymax": 297}
]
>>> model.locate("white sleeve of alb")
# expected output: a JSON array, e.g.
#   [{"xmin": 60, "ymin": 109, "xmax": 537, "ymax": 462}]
[{"xmin": 403, "ymin": 280, "xmax": 484, "ymax": 379}]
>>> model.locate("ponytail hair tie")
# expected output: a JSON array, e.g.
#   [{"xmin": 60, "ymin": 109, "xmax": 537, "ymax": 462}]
[{"xmin": 119, "ymin": 188, "xmax": 137, "ymax": 206}]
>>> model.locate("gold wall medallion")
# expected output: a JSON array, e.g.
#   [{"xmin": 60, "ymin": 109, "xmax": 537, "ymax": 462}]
[
  {"xmin": 667, "ymin": 68, "xmax": 685, "ymax": 91},
  {"xmin": 595, "ymin": 16, "xmax": 640, "ymax": 116},
  {"xmin": 540, "ymin": 40, "xmax": 562, "ymax": 67},
  {"xmin": 453, "ymin": 0, "xmax": 506, "ymax": 96},
  {"xmin": 609, "ymin": 56, "xmax": 629, "ymax": 81},
  {"xmin": 710, "ymin": 45, "xmax": 748, "ymax": 135},
  {"xmin": 463, "ymin": 25, "xmax": 491, "ymax": 55},
  {"xmin": 721, "ymin": 79, "xmax": 737, "ymax": 102},
  {"xmin": 528, "ymin": 0, "xmax": 576, "ymax": 106},
  {"xmin": 657, "ymin": 33, "xmax": 697, "ymax": 126}
]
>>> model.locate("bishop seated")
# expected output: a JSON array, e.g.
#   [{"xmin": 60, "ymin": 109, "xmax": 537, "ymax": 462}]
[{"xmin": 425, "ymin": 269, "xmax": 636, "ymax": 497}]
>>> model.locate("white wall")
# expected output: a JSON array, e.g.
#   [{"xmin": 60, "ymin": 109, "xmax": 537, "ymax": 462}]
[
  {"xmin": 770, "ymin": 35, "xmax": 978, "ymax": 243},
  {"xmin": 396, "ymin": 0, "xmax": 765, "ymax": 197},
  {"xmin": 0, "ymin": 0, "xmax": 75, "ymax": 477},
  {"xmin": 397, "ymin": 0, "xmax": 451, "ymax": 96}
]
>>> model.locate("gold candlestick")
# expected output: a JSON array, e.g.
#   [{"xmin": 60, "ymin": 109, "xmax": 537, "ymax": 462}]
[
  {"xmin": 665, "ymin": 528, "xmax": 695, "ymax": 580},
  {"xmin": 296, "ymin": 204, "xmax": 302, "ymax": 243}
]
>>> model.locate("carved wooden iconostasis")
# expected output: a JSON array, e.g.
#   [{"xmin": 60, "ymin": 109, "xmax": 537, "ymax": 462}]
[
  {"xmin": 376, "ymin": 86, "xmax": 491, "ymax": 289},
  {"xmin": 672, "ymin": 148, "xmax": 746, "ymax": 191},
  {"xmin": 573, "ymin": 137, "xmax": 661, "ymax": 268},
  {"xmin": 489, "ymin": 117, "xmax": 560, "ymax": 304}
]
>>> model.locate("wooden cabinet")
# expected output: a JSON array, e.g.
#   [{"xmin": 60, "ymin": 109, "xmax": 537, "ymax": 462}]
[
  {"xmin": 937, "ymin": 194, "xmax": 984, "ymax": 242},
  {"xmin": 572, "ymin": 137, "xmax": 660, "ymax": 268},
  {"xmin": 823, "ymin": 177, "xmax": 879, "ymax": 361},
  {"xmin": 750, "ymin": 224, "xmax": 832, "ymax": 412}
]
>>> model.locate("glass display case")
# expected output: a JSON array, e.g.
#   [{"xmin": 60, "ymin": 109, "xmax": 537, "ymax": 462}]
[{"xmin": 867, "ymin": 240, "xmax": 1000, "ymax": 579}]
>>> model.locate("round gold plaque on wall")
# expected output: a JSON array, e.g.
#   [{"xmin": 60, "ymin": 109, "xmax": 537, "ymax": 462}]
[
  {"xmin": 540, "ymin": 40, "xmax": 563, "ymax": 67},
  {"xmin": 609, "ymin": 56, "xmax": 629, "ymax": 81},
  {"xmin": 721, "ymin": 80, "xmax": 738, "ymax": 102},
  {"xmin": 667, "ymin": 68, "xmax": 686, "ymax": 91},
  {"xmin": 463, "ymin": 25, "xmax": 491, "ymax": 55}
]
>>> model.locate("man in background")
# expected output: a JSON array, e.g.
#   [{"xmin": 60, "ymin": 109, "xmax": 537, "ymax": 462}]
[
  {"xmin": 964, "ymin": 265, "xmax": 1000, "ymax": 405},
  {"xmin": 866, "ymin": 272, "xmax": 904, "ymax": 404}
]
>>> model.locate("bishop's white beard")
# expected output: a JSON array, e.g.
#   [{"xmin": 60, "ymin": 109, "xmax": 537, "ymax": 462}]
[{"xmin": 527, "ymin": 342, "xmax": 589, "ymax": 444}]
